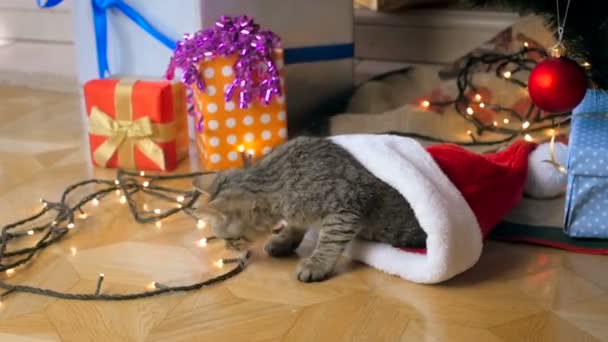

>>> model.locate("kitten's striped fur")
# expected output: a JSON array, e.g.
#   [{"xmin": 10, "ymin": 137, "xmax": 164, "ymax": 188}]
[{"xmin": 195, "ymin": 136, "xmax": 426, "ymax": 282}]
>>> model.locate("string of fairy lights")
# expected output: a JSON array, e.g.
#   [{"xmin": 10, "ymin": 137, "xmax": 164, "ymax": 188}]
[
  {"xmin": 386, "ymin": 46, "xmax": 578, "ymax": 146},
  {"xmin": 0, "ymin": 164, "xmax": 254, "ymax": 303}
]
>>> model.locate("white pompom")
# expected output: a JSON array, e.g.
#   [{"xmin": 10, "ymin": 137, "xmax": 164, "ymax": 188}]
[{"xmin": 524, "ymin": 142, "xmax": 568, "ymax": 198}]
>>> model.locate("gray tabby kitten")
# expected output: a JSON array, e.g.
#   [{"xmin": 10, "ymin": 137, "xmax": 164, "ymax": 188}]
[{"xmin": 194, "ymin": 136, "xmax": 426, "ymax": 282}]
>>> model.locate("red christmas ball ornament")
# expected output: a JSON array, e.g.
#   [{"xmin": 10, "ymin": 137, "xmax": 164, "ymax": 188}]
[{"xmin": 528, "ymin": 56, "xmax": 587, "ymax": 113}]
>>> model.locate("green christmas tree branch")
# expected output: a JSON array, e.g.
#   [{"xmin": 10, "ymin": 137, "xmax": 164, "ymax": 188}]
[{"xmin": 470, "ymin": 0, "xmax": 608, "ymax": 90}]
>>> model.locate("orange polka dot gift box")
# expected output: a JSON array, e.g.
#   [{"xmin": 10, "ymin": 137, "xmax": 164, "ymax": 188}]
[
  {"xmin": 84, "ymin": 79, "xmax": 189, "ymax": 171},
  {"xmin": 166, "ymin": 16, "xmax": 287, "ymax": 171}
]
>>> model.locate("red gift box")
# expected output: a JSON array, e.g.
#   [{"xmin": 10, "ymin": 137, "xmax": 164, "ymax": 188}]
[{"xmin": 84, "ymin": 79, "xmax": 189, "ymax": 171}]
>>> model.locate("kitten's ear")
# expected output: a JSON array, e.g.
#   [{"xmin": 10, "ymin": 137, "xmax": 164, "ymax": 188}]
[
  {"xmin": 196, "ymin": 206, "xmax": 227, "ymax": 228},
  {"xmin": 207, "ymin": 196, "xmax": 226, "ymax": 210},
  {"xmin": 192, "ymin": 175, "xmax": 206, "ymax": 191},
  {"xmin": 192, "ymin": 176, "xmax": 211, "ymax": 197},
  {"xmin": 207, "ymin": 169, "xmax": 238, "ymax": 196},
  {"xmin": 251, "ymin": 200, "xmax": 261, "ymax": 215}
]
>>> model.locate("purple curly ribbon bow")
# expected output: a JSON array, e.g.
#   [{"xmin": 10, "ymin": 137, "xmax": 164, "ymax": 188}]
[{"xmin": 166, "ymin": 15, "xmax": 282, "ymax": 121}]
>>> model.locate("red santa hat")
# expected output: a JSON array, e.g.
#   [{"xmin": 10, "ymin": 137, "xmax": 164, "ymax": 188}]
[{"xmin": 329, "ymin": 134, "xmax": 567, "ymax": 284}]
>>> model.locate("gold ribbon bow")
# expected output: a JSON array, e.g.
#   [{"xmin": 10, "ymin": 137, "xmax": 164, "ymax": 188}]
[{"xmin": 88, "ymin": 81, "xmax": 176, "ymax": 170}]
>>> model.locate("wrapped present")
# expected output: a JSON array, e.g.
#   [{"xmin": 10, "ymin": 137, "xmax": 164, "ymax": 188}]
[
  {"xmin": 193, "ymin": 54, "xmax": 287, "ymax": 170},
  {"xmin": 84, "ymin": 79, "xmax": 189, "ymax": 171},
  {"xmin": 168, "ymin": 16, "xmax": 287, "ymax": 171},
  {"xmin": 39, "ymin": 0, "xmax": 353, "ymax": 136},
  {"xmin": 564, "ymin": 89, "xmax": 608, "ymax": 238}
]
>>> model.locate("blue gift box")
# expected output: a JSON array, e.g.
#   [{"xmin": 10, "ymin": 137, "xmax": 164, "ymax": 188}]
[{"xmin": 564, "ymin": 89, "xmax": 608, "ymax": 238}]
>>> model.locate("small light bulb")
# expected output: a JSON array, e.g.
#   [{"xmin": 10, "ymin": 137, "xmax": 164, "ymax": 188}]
[
  {"xmin": 70, "ymin": 247, "xmax": 77, "ymax": 256},
  {"xmin": 79, "ymin": 212, "xmax": 88, "ymax": 219},
  {"xmin": 524, "ymin": 134, "xmax": 533, "ymax": 142},
  {"xmin": 582, "ymin": 62, "xmax": 591, "ymax": 68},
  {"xmin": 503, "ymin": 71, "xmax": 512, "ymax": 79},
  {"xmin": 156, "ymin": 221, "xmax": 162, "ymax": 228},
  {"xmin": 197, "ymin": 238, "xmax": 207, "ymax": 247},
  {"xmin": 237, "ymin": 145, "xmax": 245, "ymax": 153},
  {"xmin": 143, "ymin": 204, "xmax": 149, "ymax": 211},
  {"xmin": 503, "ymin": 118, "xmax": 510, "ymax": 124},
  {"xmin": 524, "ymin": 41, "xmax": 529, "ymax": 48},
  {"xmin": 119, "ymin": 196, "xmax": 127, "ymax": 204},
  {"xmin": 99, "ymin": 273, "xmax": 105, "ymax": 278},
  {"xmin": 466, "ymin": 130, "xmax": 473, "ymax": 136},
  {"xmin": 114, "ymin": 179, "xmax": 120, "ymax": 185},
  {"xmin": 176, "ymin": 196, "xmax": 185, "ymax": 203},
  {"xmin": 547, "ymin": 128, "xmax": 556, "ymax": 136},
  {"xmin": 67, "ymin": 222, "xmax": 75, "ymax": 229},
  {"xmin": 479, "ymin": 103, "xmax": 486, "ymax": 108},
  {"xmin": 154, "ymin": 208, "xmax": 161, "ymax": 214},
  {"xmin": 421, "ymin": 100, "xmax": 430, "ymax": 108},
  {"xmin": 493, "ymin": 121, "xmax": 498, "ymax": 127},
  {"xmin": 147, "ymin": 281, "xmax": 156, "ymax": 290},
  {"xmin": 466, "ymin": 107, "xmax": 474, "ymax": 115},
  {"xmin": 139, "ymin": 171, "xmax": 145, "ymax": 177},
  {"xmin": 177, "ymin": 204, "xmax": 183, "ymax": 209},
  {"xmin": 247, "ymin": 149, "xmax": 255, "ymax": 156},
  {"xmin": 214, "ymin": 259, "xmax": 224, "ymax": 268},
  {"xmin": 92, "ymin": 198, "xmax": 100, "ymax": 206},
  {"xmin": 522, "ymin": 121, "xmax": 530, "ymax": 129},
  {"xmin": 197, "ymin": 220, "xmax": 206, "ymax": 229},
  {"xmin": 115, "ymin": 189, "xmax": 121, "ymax": 196},
  {"xmin": 142, "ymin": 181, "xmax": 150, "ymax": 188},
  {"xmin": 474, "ymin": 94, "xmax": 482, "ymax": 101},
  {"xmin": 27, "ymin": 230, "xmax": 34, "ymax": 236},
  {"xmin": 6, "ymin": 269, "xmax": 15, "ymax": 276}
]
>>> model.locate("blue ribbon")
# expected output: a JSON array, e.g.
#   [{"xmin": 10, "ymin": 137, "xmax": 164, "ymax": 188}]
[
  {"xmin": 37, "ymin": 0, "xmax": 176, "ymax": 78},
  {"xmin": 36, "ymin": 0, "xmax": 63, "ymax": 7},
  {"xmin": 37, "ymin": 0, "xmax": 353, "ymax": 76}
]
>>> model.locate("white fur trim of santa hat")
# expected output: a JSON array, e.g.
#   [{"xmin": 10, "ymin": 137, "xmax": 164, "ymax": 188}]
[{"xmin": 330, "ymin": 134, "xmax": 483, "ymax": 284}]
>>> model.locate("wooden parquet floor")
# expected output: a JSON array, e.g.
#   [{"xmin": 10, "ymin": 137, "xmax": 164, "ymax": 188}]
[{"xmin": 0, "ymin": 86, "xmax": 607, "ymax": 341}]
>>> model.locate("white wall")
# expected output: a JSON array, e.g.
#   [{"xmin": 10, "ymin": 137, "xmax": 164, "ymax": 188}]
[
  {"xmin": 0, "ymin": 0, "xmax": 77, "ymax": 92},
  {"xmin": 0, "ymin": 0, "xmax": 73, "ymax": 41},
  {"xmin": 0, "ymin": 3, "xmax": 517, "ymax": 92}
]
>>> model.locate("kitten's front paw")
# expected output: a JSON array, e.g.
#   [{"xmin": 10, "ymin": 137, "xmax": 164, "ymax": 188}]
[
  {"xmin": 264, "ymin": 237, "xmax": 299, "ymax": 257},
  {"xmin": 296, "ymin": 258, "xmax": 331, "ymax": 282}
]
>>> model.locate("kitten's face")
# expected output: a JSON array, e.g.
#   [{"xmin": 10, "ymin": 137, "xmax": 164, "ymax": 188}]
[{"xmin": 197, "ymin": 190, "xmax": 275, "ymax": 252}]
